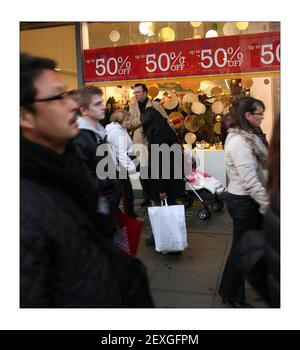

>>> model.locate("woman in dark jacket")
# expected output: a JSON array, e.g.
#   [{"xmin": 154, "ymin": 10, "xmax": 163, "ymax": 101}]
[
  {"xmin": 140, "ymin": 107, "xmax": 185, "ymax": 204},
  {"xmin": 141, "ymin": 107, "xmax": 185, "ymax": 247}
]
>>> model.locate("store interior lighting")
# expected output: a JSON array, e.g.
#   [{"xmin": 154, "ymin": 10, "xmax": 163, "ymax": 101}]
[
  {"xmin": 205, "ymin": 30, "xmax": 218, "ymax": 38},
  {"xmin": 139, "ymin": 22, "xmax": 155, "ymax": 36},
  {"xmin": 109, "ymin": 30, "xmax": 120, "ymax": 42},
  {"xmin": 236, "ymin": 22, "xmax": 249, "ymax": 30},
  {"xmin": 158, "ymin": 27, "xmax": 175, "ymax": 42},
  {"xmin": 190, "ymin": 22, "xmax": 202, "ymax": 28},
  {"xmin": 223, "ymin": 22, "xmax": 240, "ymax": 36}
]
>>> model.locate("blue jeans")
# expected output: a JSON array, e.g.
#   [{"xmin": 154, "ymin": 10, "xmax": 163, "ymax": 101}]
[{"xmin": 218, "ymin": 193, "xmax": 263, "ymax": 302}]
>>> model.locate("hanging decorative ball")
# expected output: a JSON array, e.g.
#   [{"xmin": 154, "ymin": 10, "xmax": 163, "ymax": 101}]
[
  {"xmin": 212, "ymin": 101, "xmax": 224, "ymax": 114},
  {"xmin": 241, "ymin": 78, "xmax": 253, "ymax": 88},
  {"xmin": 139, "ymin": 22, "xmax": 155, "ymax": 36},
  {"xmin": 185, "ymin": 132, "xmax": 197, "ymax": 144},
  {"xmin": 205, "ymin": 30, "xmax": 218, "ymax": 38},
  {"xmin": 163, "ymin": 92, "xmax": 178, "ymax": 110},
  {"xmin": 109, "ymin": 30, "xmax": 120, "ymax": 42},
  {"xmin": 216, "ymin": 115, "xmax": 222, "ymax": 122},
  {"xmin": 223, "ymin": 22, "xmax": 240, "ymax": 36},
  {"xmin": 169, "ymin": 112, "xmax": 184, "ymax": 129},
  {"xmin": 236, "ymin": 22, "xmax": 249, "ymax": 30},
  {"xmin": 190, "ymin": 22, "xmax": 202, "ymax": 28},
  {"xmin": 264, "ymin": 79, "xmax": 270, "ymax": 85},
  {"xmin": 148, "ymin": 84, "xmax": 159, "ymax": 99},
  {"xmin": 182, "ymin": 92, "xmax": 199, "ymax": 104},
  {"xmin": 231, "ymin": 79, "xmax": 237, "ymax": 85},
  {"xmin": 158, "ymin": 27, "xmax": 175, "ymax": 42},
  {"xmin": 191, "ymin": 102, "xmax": 206, "ymax": 115}
]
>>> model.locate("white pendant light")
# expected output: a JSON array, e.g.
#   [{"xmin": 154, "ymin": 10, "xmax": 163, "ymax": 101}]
[
  {"xmin": 205, "ymin": 30, "xmax": 218, "ymax": 38},
  {"xmin": 139, "ymin": 22, "xmax": 155, "ymax": 36}
]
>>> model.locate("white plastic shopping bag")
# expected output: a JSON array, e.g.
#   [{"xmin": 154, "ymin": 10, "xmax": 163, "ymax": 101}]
[{"xmin": 147, "ymin": 200, "xmax": 188, "ymax": 253}]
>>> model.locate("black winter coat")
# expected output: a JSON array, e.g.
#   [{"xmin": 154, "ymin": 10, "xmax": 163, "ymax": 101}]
[
  {"xmin": 73, "ymin": 129, "xmax": 119, "ymax": 208},
  {"xmin": 237, "ymin": 191, "xmax": 280, "ymax": 307},
  {"xmin": 264, "ymin": 191, "xmax": 280, "ymax": 307},
  {"xmin": 20, "ymin": 138, "xmax": 153, "ymax": 308},
  {"xmin": 147, "ymin": 126, "xmax": 185, "ymax": 202}
]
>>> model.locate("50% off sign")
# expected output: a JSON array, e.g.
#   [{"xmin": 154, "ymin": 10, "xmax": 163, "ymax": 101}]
[
  {"xmin": 199, "ymin": 46, "xmax": 244, "ymax": 69},
  {"xmin": 145, "ymin": 51, "xmax": 186, "ymax": 73},
  {"xmin": 95, "ymin": 56, "xmax": 132, "ymax": 76}
]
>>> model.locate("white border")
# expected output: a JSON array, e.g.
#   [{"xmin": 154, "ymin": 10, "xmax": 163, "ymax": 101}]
[{"xmin": 1, "ymin": 0, "xmax": 299, "ymax": 330}]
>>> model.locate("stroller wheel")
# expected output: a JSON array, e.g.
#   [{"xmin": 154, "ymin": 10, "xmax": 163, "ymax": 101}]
[
  {"xmin": 211, "ymin": 199, "xmax": 224, "ymax": 212},
  {"xmin": 198, "ymin": 207, "xmax": 211, "ymax": 220}
]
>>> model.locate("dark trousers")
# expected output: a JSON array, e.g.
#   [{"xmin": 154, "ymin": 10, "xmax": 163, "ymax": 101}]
[
  {"xmin": 140, "ymin": 177, "xmax": 149, "ymax": 201},
  {"xmin": 117, "ymin": 176, "xmax": 135, "ymax": 216},
  {"xmin": 218, "ymin": 193, "xmax": 263, "ymax": 302},
  {"xmin": 151, "ymin": 197, "xmax": 177, "ymax": 206}
]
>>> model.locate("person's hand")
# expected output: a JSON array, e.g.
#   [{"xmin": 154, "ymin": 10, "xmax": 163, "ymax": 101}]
[{"xmin": 159, "ymin": 192, "xmax": 167, "ymax": 200}]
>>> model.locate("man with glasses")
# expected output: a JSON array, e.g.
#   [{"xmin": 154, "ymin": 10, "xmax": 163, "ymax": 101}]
[{"xmin": 20, "ymin": 53, "xmax": 153, "ymax": 307}]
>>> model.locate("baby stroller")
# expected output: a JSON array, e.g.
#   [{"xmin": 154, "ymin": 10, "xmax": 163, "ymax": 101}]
[{"xmin": 183, "ymin": 170, "xmax": 225, "ymax": 221}]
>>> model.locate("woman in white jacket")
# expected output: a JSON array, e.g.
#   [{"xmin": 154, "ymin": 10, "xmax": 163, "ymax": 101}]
[
  {"xmin": 218, "ymin": 96, "xmax": 269, "ymax": 308},
  {"xmin": 106, "ymin": 109, "xmax": 138, "ymax": 217}
]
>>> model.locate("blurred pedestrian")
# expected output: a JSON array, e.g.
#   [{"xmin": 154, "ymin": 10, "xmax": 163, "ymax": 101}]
[
  {"xmin": 218, "ymin": 96, "xmax": 269, "ymax": 308},
  {"xmin": 129, "ymin": 83, "xmax": 168, "ymax": 207},
  {"xmin": 140, "ymin": 107, "xmax": 185, "ymax": 246},
  {"xmin": 20, "ymin": 53, "xmax": 153, "ymax": 307},
  {"xmin": 106, "ymin": 109, "xmax": 138, "ymax": 218},
  {"xmin": 73, "ymin": 86, "xmax": 119, "ymax": 212},
  {"xmin": 237, "ymin": 116, "xmax": 280, "ymax": 307}
]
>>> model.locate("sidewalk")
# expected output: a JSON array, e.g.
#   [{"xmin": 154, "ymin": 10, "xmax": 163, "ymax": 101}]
[{"xmin": 133, "ymin": 192, "xmax": 268, "ymax": 308}]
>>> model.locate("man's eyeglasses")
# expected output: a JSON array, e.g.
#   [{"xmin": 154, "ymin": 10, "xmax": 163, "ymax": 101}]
[
  {"xmin": 31, "ymin": 91, "xmax": 69, "ymax": 103},
  {"xmin": 252, "ymin": 112, "xmax": 264, "ymax": 116}
]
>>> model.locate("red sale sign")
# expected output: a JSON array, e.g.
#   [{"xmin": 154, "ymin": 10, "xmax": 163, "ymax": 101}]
[{"xmin": 83, "ymin": 32, "xmax": 280, "ymax": 82}]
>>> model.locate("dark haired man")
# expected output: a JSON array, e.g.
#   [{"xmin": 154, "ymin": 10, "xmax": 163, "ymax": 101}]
[
  {"xmin": 20, "ymin": 53, "xmax": 153, "ymax": 307},
  {"xmin": 129, "ymin": 83, "xmax": 168, "ymax": 207}
]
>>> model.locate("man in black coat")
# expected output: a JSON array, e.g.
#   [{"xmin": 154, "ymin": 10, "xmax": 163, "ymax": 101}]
[
  {"xmin": 73, "ymin": 86, "xmax": 119, "ymax": 210},
  {"xmin": 20, "ymin": 53, "xmax": 153, "ymax": 308}
]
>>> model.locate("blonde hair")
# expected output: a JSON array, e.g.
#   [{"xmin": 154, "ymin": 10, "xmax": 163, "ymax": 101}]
[{"xmin": 110, "ymin": 109, "xmax": 131, "ymax": 124}]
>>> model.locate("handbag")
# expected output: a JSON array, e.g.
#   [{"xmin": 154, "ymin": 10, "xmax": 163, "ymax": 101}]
[
  {"xmin": 115, "ymin": 211, "xmax": 143, "ymax": 256},
  {"xmin": 147, "ymin": 200, "xmax": 188, "ymax": 253}
]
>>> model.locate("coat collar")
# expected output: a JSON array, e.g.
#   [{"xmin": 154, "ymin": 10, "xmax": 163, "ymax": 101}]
[{"xmin": 227, "ymin": 128, "xmax": 268, "ymax": 168}]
